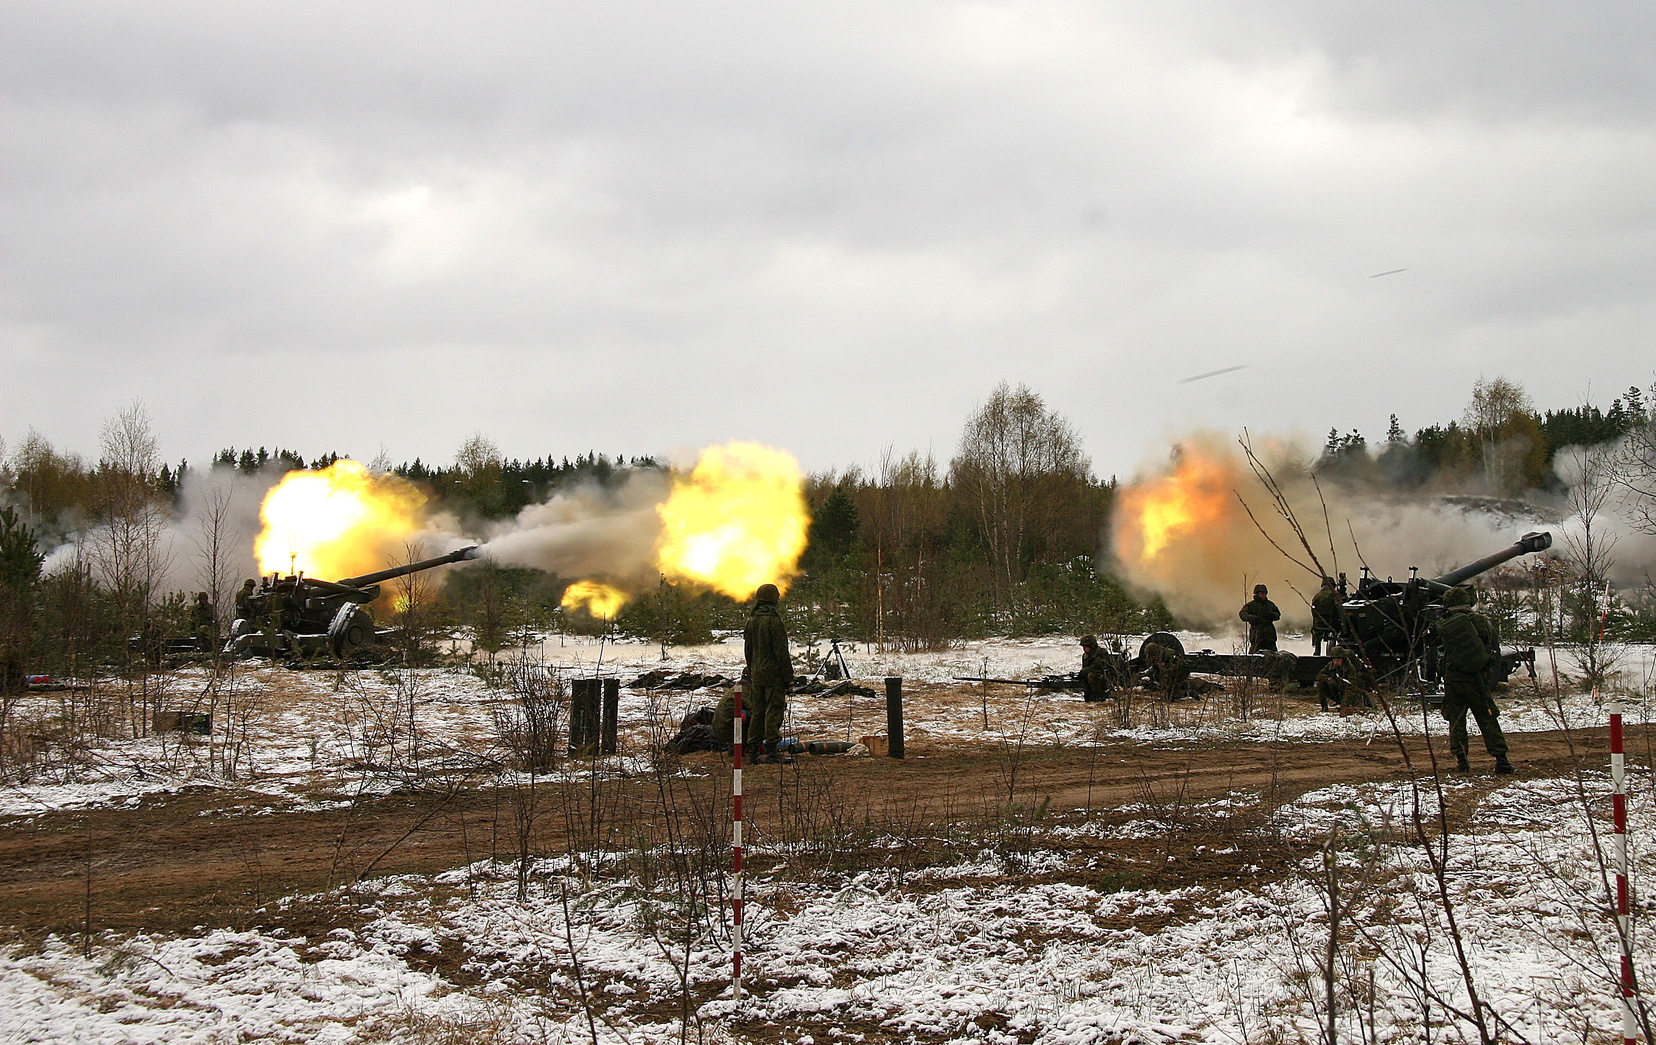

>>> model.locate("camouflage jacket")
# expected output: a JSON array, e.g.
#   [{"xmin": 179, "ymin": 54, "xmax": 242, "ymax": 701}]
[
  {"xmin": 1436, "ymin": 606, "xmax": 1497, "ymax": 681},
  {"xmin": 1081, "ymin": 647, "xmax": 1114, "ymax": 675},
  {"xmin": 743, "ymin": 601, "xmax": 794, "ymax": 686},
  {"xmin": 1239, "ymin": 596, "xmax": 1281, "ymax": 644},
  {"xmin": 1316, "ymin": 658, "xmax": 1375, "ymax": 692},
  {"xmin": 1311, "ymin": 587, "xmax": 1341, "ymax": 629}
]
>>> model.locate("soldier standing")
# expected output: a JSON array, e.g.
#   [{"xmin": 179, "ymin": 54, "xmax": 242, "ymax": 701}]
[
  {"xmin": 235, "ymin": 579, "xmax": 257, "ymax": 622},
  {"xmin": 1239, "ymin": 584, "xmax": 1281, "ymax": 654},
  {"xmin": 190, "ymin": 591, "xmax": 216, "ymax": 651},
  {"xmin": 1311, "ymin": 577, "xmax": 1340, "ymax": 656},
  {"xmin": 1435, "ymin": 585, "xmax": 1513, "ymax": 774},
  {"xmin": 743, "ymin": 582, "xmax": 794, "ymax": 764},
  {"xmin": 1078, "ymin": 635, "xmax": 1118, "ymax": 703}
]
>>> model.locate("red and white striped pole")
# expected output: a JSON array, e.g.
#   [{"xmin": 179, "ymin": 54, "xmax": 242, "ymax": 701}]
[
  {"xmin": 731, "ymin": 681, "xmax": 745, "ymax": 1002},
  {"xmin": 1612, "ymin": 696, "xmax": 1636, "ymax": 1043},
  {"xmin": 1601, "ymin": 583, "xmax": 1636, "ymax": 1044}
]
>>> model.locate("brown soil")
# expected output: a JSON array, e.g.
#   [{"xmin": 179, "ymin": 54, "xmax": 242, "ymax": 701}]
[{"xmin": 0, "ymin": 719, "xmax": 1615, "ymax": 941}]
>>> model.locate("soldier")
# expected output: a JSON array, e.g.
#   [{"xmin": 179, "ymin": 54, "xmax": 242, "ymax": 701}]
[
  {"xmin": 1239, "ymin": 584, "xmax": 1281, "ymax": 654},
  {"xmin": 1078, "ymin": 635, "xmax": 1118, "ymax": 703},
  {"xmin": 1142, "ymin": 640, "xmax": 1191, "ymax": 701},
  {"xmin": 743, "ymin": 583, "xmax": 794, "ymax": 764},
  {"xmin": 190, "ymin": 591, "xmax": 216, "ymax": 651},
  {"xmin": 1311, "ymin": 577, "xmax": 1340, "ymax": 656},
  {"xmin": 235, "ymin": 579, "xmax": 257, "ymax": 622},
  {"xmin": 1315, "ymin": 647, "xmax": 1375, "ymax": 712},
  {"xmin": 1434, "ymin": 585, "xmax": 1513, "ymax": 774}
]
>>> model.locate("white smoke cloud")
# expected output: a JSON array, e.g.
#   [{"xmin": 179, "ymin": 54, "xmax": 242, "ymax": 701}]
[
  {"xmin": 41, "ymin": 464, "xmax": 272, "ymax": 608},
  {"xmin": 1550, "ymin": 442, "xmax": 1656, "ymax": 589},
  {"xmin": 479, "ymin": 470, "xmax": 672, "ymax": 589}
]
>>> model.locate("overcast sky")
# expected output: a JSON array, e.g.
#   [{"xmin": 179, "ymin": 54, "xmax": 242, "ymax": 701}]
[{"xmin": 3, "ymin": 1, "xmax": 1653, "ymax": 480}]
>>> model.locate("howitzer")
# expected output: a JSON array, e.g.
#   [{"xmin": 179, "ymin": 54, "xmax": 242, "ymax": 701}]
[
  {"xmin": 227, "ymin": 545, "xmax": 481, "ymax": 660},
  {"xmin": 1147, "ymin": 531, "xmax": 1553, "ymax": 691}
]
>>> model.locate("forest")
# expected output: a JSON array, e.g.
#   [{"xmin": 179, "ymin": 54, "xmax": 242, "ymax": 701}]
[{"xmin": 2, "ymin": 376, "xmax": 1655, "ymax": 684}]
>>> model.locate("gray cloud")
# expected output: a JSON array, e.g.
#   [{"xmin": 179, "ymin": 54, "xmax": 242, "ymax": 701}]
[{"xmin": 2, "ymin": 2, "xmax": 1653, "ymax": 475}]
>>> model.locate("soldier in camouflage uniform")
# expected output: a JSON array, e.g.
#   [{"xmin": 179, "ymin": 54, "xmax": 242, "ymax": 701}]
[
  {"xmin": 1311, "ymin": 577, "xmax": 1341, "ymax": 656},
  {"xmin": 235, "ymin": 579, "xmax": 257, "ymax": 623},
  {"xmin": 190, "ymin": 592, "xmax": 216, "ymax": 652},
  {"xmin": 1142, "ymin": 640, "xmax": 1191, "ymax": 701},
  {"xmin": 1434, "ymin": 585, "xmax": 1513, "ymax": 774},
  {"xmin": 1315, "ymin": 647, "xmax": 1375, "ymax": 712},
  {"xmin": 1239, "ymin": 584, "xmax": 1281, "ymax": 653},
  {"xmin": 1079, "ymin": 635, "xmax": 1120, "ymax": 703},
  {"xmin": 743, "ymin": 583, "xmax": 794, "ymax": 763}
]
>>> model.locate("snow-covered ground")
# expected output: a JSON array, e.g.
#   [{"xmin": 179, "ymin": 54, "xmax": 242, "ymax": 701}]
[
  {"xmin": 3, "ymin": 635, "xmax": 1653, "ymax": 1042},
  {"xmin": 1, "ymin": 632, "xmax": 1649, "ymax": 819},
  {"xmin": 2, "ymin": 767, "xmax": 1650, "ymax": 1043}
]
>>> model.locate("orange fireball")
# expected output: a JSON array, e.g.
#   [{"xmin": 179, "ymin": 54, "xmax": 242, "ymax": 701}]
[
  {"xmin": 561, "ymin": 579, "xmax": 627, "ymax": 620},
  {"xmin": 656, "ymin": 442, "xmax": 810, "ymax": 600},
  {"xmin": 1113, "ymin": 447, "xmax": 1235, "ymax": 574},
  {"xmin": 254, "ymin": 460, "xmax": 428, "ymax": 579}
]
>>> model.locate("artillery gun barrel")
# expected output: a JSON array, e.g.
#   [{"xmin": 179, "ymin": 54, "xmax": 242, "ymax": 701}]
[
  {"xmin": 336, "ymin": 545, "xmax": 481, "ymax": 588},
  {"xmin": 1430, "ymin": 531, "xmax": 1552, "ymax": 588}
]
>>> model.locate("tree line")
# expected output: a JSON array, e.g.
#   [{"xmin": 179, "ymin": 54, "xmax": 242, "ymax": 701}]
[
  {"xmin": 3, "ymin": 376, "xmax": 1656, "ymax": 685},
  {"xmin": 1317, "ymin": 378, "xmax": 1653, "ymax": 495}
]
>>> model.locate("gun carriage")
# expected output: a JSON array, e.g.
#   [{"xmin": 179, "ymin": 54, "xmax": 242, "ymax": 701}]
[{"xmin": 227, "ymin": 545, "xmax": 480, "ymax": 660}]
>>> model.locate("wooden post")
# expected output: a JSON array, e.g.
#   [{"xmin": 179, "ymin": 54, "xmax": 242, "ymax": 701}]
[
  {"xmin": 885, "ymin": 676, "xmax": 904, "ymax": 759},
  {"xmin": 569, "ymin": 678, "xmax": 598, "ymax": 756},
  {"xmin": 600, "ymin": 678, "xmax": 619, "ymax": 755}
]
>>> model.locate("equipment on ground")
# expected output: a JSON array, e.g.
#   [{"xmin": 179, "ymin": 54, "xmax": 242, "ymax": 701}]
[
  {"xmin": 954, "ymin": 673, "xmax": 1084, "ymax": 691},
  {"xmin": 955, "ymin": 532, "xmax": 1553, "ymax": 696},
  {"xmin": 226, "ymin": 546, "xmax": 481, "ymax": 660}
]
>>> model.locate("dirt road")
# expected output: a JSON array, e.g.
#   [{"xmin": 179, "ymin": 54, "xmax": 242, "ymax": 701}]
[{"xmin": 0, "ymin": 726, "xmax": 1612, "ymax": 938}]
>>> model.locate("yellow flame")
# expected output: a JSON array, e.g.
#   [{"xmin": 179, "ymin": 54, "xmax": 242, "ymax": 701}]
[
  {"xmin": 254, "ymin": 460, "xmax": 428, "ymax": 579},
  {"xmin": 1113, "ymin": 447, "xmax": 1235, "ymax": 570},
  {"xmin": 561, "ymin": 579, "xmax": 627, "ymax": 620},
  {"xmin": 656, "ymin": 442, "xmax": 810, "ymax": 600}
]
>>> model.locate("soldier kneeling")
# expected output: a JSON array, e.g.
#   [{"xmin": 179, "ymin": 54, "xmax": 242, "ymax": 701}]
[
  {"xmin": 1078, "ymin": 635, "xmax": 1122, "ymax": 703},
  {"xmin": 1316, "ymin": 647, "xmax": 1375, "ymax": 712},
  {"xmin": 1142, "ymin": 640, "xmax": 1192, "ymax": 701}
]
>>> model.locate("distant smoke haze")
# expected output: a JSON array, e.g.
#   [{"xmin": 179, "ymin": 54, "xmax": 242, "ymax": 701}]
[
  {"xmin": 1108, "ymin": 432, "xmax": 1555, "ymax": 629},
  {"xmin": 1550, "ymin": 442, "xmax": 1656, "ymax": 589},
  {"xmin": 40, "ymin": 464, "xmax": 270, "ymax": 604}
]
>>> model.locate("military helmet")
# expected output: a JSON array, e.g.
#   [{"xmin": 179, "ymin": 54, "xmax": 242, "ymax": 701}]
[
  {"xmin": 1079, "ymin": 634, "xmax": 1098, "ymax": 648},
  {"xmin": 1253, "ymin": 583, "xmax": 1269, "ymax": 594},
  {"xmin": 754, "ymin": 583, "xmax": 780, "ymax": 603},
  {"xmin": 1321, "ymin": 576, "xmax": 1335, "ymax": 588},
  {"xmin": 1442, "ymin": 585, "xmax": 1473, "ymax": 607}
]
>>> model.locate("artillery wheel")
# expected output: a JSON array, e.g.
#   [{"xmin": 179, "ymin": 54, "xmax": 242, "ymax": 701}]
[
  {"xmin": 1138, "ymin": 632, "xmax": 1185, "ymax": 660},
  {"xmin": 329, "ymin": 605, "xmax": 375, "ymax": 658}
]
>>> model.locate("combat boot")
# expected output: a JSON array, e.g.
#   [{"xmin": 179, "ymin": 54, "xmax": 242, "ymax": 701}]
[
  {"xmin": 1494, "ymin": 759, "xmax": 1515, "ymax": 775},
  {"xmin": 1454, "ymin": 758, "xmax": 1471, "ymax": 773}
]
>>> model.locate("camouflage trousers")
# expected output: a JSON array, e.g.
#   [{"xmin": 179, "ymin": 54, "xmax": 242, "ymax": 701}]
[
  {"xmin": 1317, "ymin": 677, "xmax": 1372, "ymax": 711},
  {"xmin": 713, "ymin": 684, "xmax": 788, "ymax": 747},
  {"xmin": 1441, "ymin": 676, "xmax": 1508, "ymax": 761},
  {"xmin": 1081, "ymin": 669, "xmax": 1117, "ymax": 703}
]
